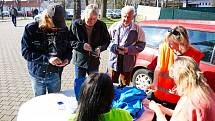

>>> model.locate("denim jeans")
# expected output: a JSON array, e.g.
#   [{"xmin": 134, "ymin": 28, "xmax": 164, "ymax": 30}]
[
  {"xmin": 29, "ymin": 72, "xmax": 61, "ymax": 97},
  {"xmin": 74, "ymin": 66, "xmax": 98, "ymax": 100}
]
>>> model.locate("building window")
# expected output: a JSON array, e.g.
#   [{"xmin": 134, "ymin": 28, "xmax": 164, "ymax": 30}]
[{"xmin": 205, "ymin": 3, "xmax": 207, "ymax": 5}]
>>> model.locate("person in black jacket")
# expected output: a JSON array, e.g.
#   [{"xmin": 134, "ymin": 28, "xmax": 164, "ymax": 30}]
[
  {"xmin": 21, "ymin": 3, "xmax": 73, "ymax": 96},
  {"xmin": 10, "ymin": 6, "xmax": 18, "ymax": 27},
  {"xmin": 69, "ymin": 4, "xmax": 110, "ymax": 100},
  {"xmin": 32, "ymin": 8, "xmax": 39, "ymax": 19}
]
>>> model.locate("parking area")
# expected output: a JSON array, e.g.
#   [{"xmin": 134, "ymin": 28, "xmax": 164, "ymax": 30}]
[{"xmin": 0, "ymin": 18, "xmax": 109, "ymax": 121}]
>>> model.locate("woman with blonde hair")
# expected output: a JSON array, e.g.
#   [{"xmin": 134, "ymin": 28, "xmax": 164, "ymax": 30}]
[
  {"xmin": 164, "ymin": 26, "xmax": 203, "ymax": 60},
  {"xmin": 21, "ymin": 3, "xmax": 72, "ymax": 96},
  {"xmin": 149, "ymin": 56, "xmax": 215, "ymax": 121},
  {"xmin": 149, "ymin": 26, "xmax": 204, "ymax": 117}
]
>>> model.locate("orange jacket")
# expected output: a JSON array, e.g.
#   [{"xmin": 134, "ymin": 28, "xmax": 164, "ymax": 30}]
[{"xmin": 154, "ymin": 42, "xmax": 204, "ymax": 104}]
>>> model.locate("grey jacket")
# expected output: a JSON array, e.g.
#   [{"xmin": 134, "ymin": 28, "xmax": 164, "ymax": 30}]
[{"xmin": 108, "ymin": 21, "xmax": 145, "ymax": 72}]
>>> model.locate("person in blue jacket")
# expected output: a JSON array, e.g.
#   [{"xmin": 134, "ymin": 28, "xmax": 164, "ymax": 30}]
[{"xmin": 21, "ymin": 3, "xmax": 72, "ymax": 96}]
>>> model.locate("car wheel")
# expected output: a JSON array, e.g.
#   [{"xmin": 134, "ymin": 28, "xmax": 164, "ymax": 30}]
[{"xmin": 132, "ymin": 69, "xmax": 153, "ymax": 91}]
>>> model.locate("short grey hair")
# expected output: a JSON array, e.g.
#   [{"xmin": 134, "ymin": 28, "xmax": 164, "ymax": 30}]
[
  {"xmin": 84, "ymin": 4, "xmax": 99, "ymax": 16},
  {"xmin": 121, "ymin": 6, "xmax": 136, "ymax": 16}
]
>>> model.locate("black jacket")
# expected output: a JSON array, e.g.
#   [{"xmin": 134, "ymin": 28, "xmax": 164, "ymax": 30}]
[
  {"xmin": 70, "ymin": 19, "xmax": 110, "ymax": 69},
  {"xmin": 21, "ymin": 22, "xmax": 73, "ymax": 77}
]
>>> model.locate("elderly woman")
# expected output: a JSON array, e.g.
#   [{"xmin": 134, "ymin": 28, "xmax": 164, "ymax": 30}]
[
  {"xmin": 21, "ymin": 3, "xmax": 72, "ymax": 96},
  {"xmin": 149, "ymin": 56, "xmax": 215, "ymax": 121}
]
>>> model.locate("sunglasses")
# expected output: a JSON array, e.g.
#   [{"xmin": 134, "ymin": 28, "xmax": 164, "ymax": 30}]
[{"xmin": 168, "ymin": 28, "xmax": 181, "ymax": 36}]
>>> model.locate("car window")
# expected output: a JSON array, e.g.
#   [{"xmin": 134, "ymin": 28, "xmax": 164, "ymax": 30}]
[
  {"xmin": 188, "ymin": 30, "xmax": 215, "ymax": 64},
  {"xmin": 141, "ymin": 26, "xmax": 168, "ymax": 48},
  {"xmin": 141, "ymin": 25, "xmax": 215, "ymax": 64}
]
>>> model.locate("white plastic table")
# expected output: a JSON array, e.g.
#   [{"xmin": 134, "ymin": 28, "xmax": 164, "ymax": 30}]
[{"xmin": 17, "ymin": 93, "xmax": 78, "ymax": 121}]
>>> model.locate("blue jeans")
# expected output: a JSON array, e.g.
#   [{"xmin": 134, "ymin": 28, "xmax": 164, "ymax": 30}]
[
  {"xmin": 74, "ymin": 66, "xmax": 98, "ymax": 100},
  {"xmin": 29, "ymin": 72, "xmax": 61, "ymax": 97}
]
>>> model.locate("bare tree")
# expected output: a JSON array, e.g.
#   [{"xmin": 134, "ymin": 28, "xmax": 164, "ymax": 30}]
[
  {"xmin": 173, "ymin": 0, "xmax": 175, "ymax": 7},
  {"xmin": 185, "ymin": 0, "xmax": 188, "ymax": 7},
  {"xmin": 213, "ymin": 0, "xmax": 215, "ymax": 7},
  {"xmin": 0, "ymin": 0, "xmax": 4, "ymax": 19},
  {"xmin": 85, "ymin": 0, "xmax": 88, "ymax": 6},
  {"xmin": 161, "ymin": 0, "xmax": 164, "ymax": 7},
  {"xmin": 100, "ymin": 0, "xmax": 107, "ymax": 18},
  {"xmin": 16, "ymin": 0, "xmax": 21, "ymax": 11},
  {"xmin": 125, "ymin": 0, "xmax": 132, "ymax": 5},
  {"xmin": 165, "ymin": 0, "xmax": 168, "ymax": 7},
  {"xmin": 73, "ymin": 0, "xmax": 81, "ymax": 20}
]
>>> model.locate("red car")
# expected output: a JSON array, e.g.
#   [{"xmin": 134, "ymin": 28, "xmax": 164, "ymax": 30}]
[{"xmin": 132, "ymin": 20, "xmax": 215, "ymax": 92}]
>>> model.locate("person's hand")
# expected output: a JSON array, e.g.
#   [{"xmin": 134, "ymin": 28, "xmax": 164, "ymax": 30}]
[
  {"xmin": 56, "ymin": 59, "xmax": 69, "ymax": 67},
  {"xmin": 124, "ymin": 47, "xmax": 128, "ymax": 54},
  {"xmin": 95, "ymin": 47, "xmax": 101, "ymax": 56},
  {"xmin": 149, "ymin": 101, "xmax": 167, "ymax": 120},
  {"xmin": 83, "ymin": 43, "xmax": 92, "ymax": 51},
  {"xmin": 147, "ymin": 83, "xmax": 157, "ymax": 92},
  {"xmin": 49, "ymin": 57, "xmax": 62, "ymax": 66},
  {"xmin": 149, "ymin": 101, "xmax": 162, "ymax": 113},
  {"xmin": 116, "ymin": 46, "xmax": 125, "ymax": 55}
]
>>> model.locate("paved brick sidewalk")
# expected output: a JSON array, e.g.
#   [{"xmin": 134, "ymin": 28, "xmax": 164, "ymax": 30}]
[
  {"xmin": 0, "ymin": 19, "xmax": 109, "ymax": 121},
  {"xmin": 0, "ymin": 17, "xmax": 32, "ymax": 22}
]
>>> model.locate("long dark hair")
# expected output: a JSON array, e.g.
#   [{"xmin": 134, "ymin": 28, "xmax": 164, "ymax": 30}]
[{"xmin": 75, "ymin": 73, "xmax": 114, "ymax": 121}]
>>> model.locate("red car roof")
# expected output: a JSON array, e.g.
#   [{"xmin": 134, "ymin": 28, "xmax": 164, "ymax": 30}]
[{"xmin": 138, "ymin": 19, "xmax": 215, "ymax": 32}]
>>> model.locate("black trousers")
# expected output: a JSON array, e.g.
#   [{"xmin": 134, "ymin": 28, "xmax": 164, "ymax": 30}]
[{"xmin": 12, "ymin": 15, "xmax": 16, "ymax": 26}]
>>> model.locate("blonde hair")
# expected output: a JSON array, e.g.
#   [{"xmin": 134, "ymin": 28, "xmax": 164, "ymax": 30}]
[
  {"xmin": 39, "ymin": 10, "xmax": 55, "ymax": 29},
  {"xmin": 166, "ymin": 26, "xmax": 189, "ymax": 47},
  {"xmin": 169, "ymin": 56, "xmax": 213, "ymax": 106}
]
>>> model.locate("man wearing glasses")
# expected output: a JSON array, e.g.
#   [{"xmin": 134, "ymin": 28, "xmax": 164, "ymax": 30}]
[{"xmin": 149, "ymin": 26, "xmax": 204, "ymax": 120}]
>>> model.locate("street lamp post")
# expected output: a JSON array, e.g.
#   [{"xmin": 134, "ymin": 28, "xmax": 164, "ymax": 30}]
[{"xmin": 113, "ymin": 0, "xmax": 115, "ymax": 9}]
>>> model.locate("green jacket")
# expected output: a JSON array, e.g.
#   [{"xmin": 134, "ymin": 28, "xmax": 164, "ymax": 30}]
[{"xmin": 68, "ymin": 108, "xmax": 132, "ymax": 121}]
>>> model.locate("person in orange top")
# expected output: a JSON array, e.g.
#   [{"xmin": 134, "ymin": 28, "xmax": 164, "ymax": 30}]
[
  {"xmin": 149, "ymin": 56, "xmax": 215, "ymax": 121},
  {"xmin": 149, "ymin": 26, "xmax": 204, "ymax": 120}
]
